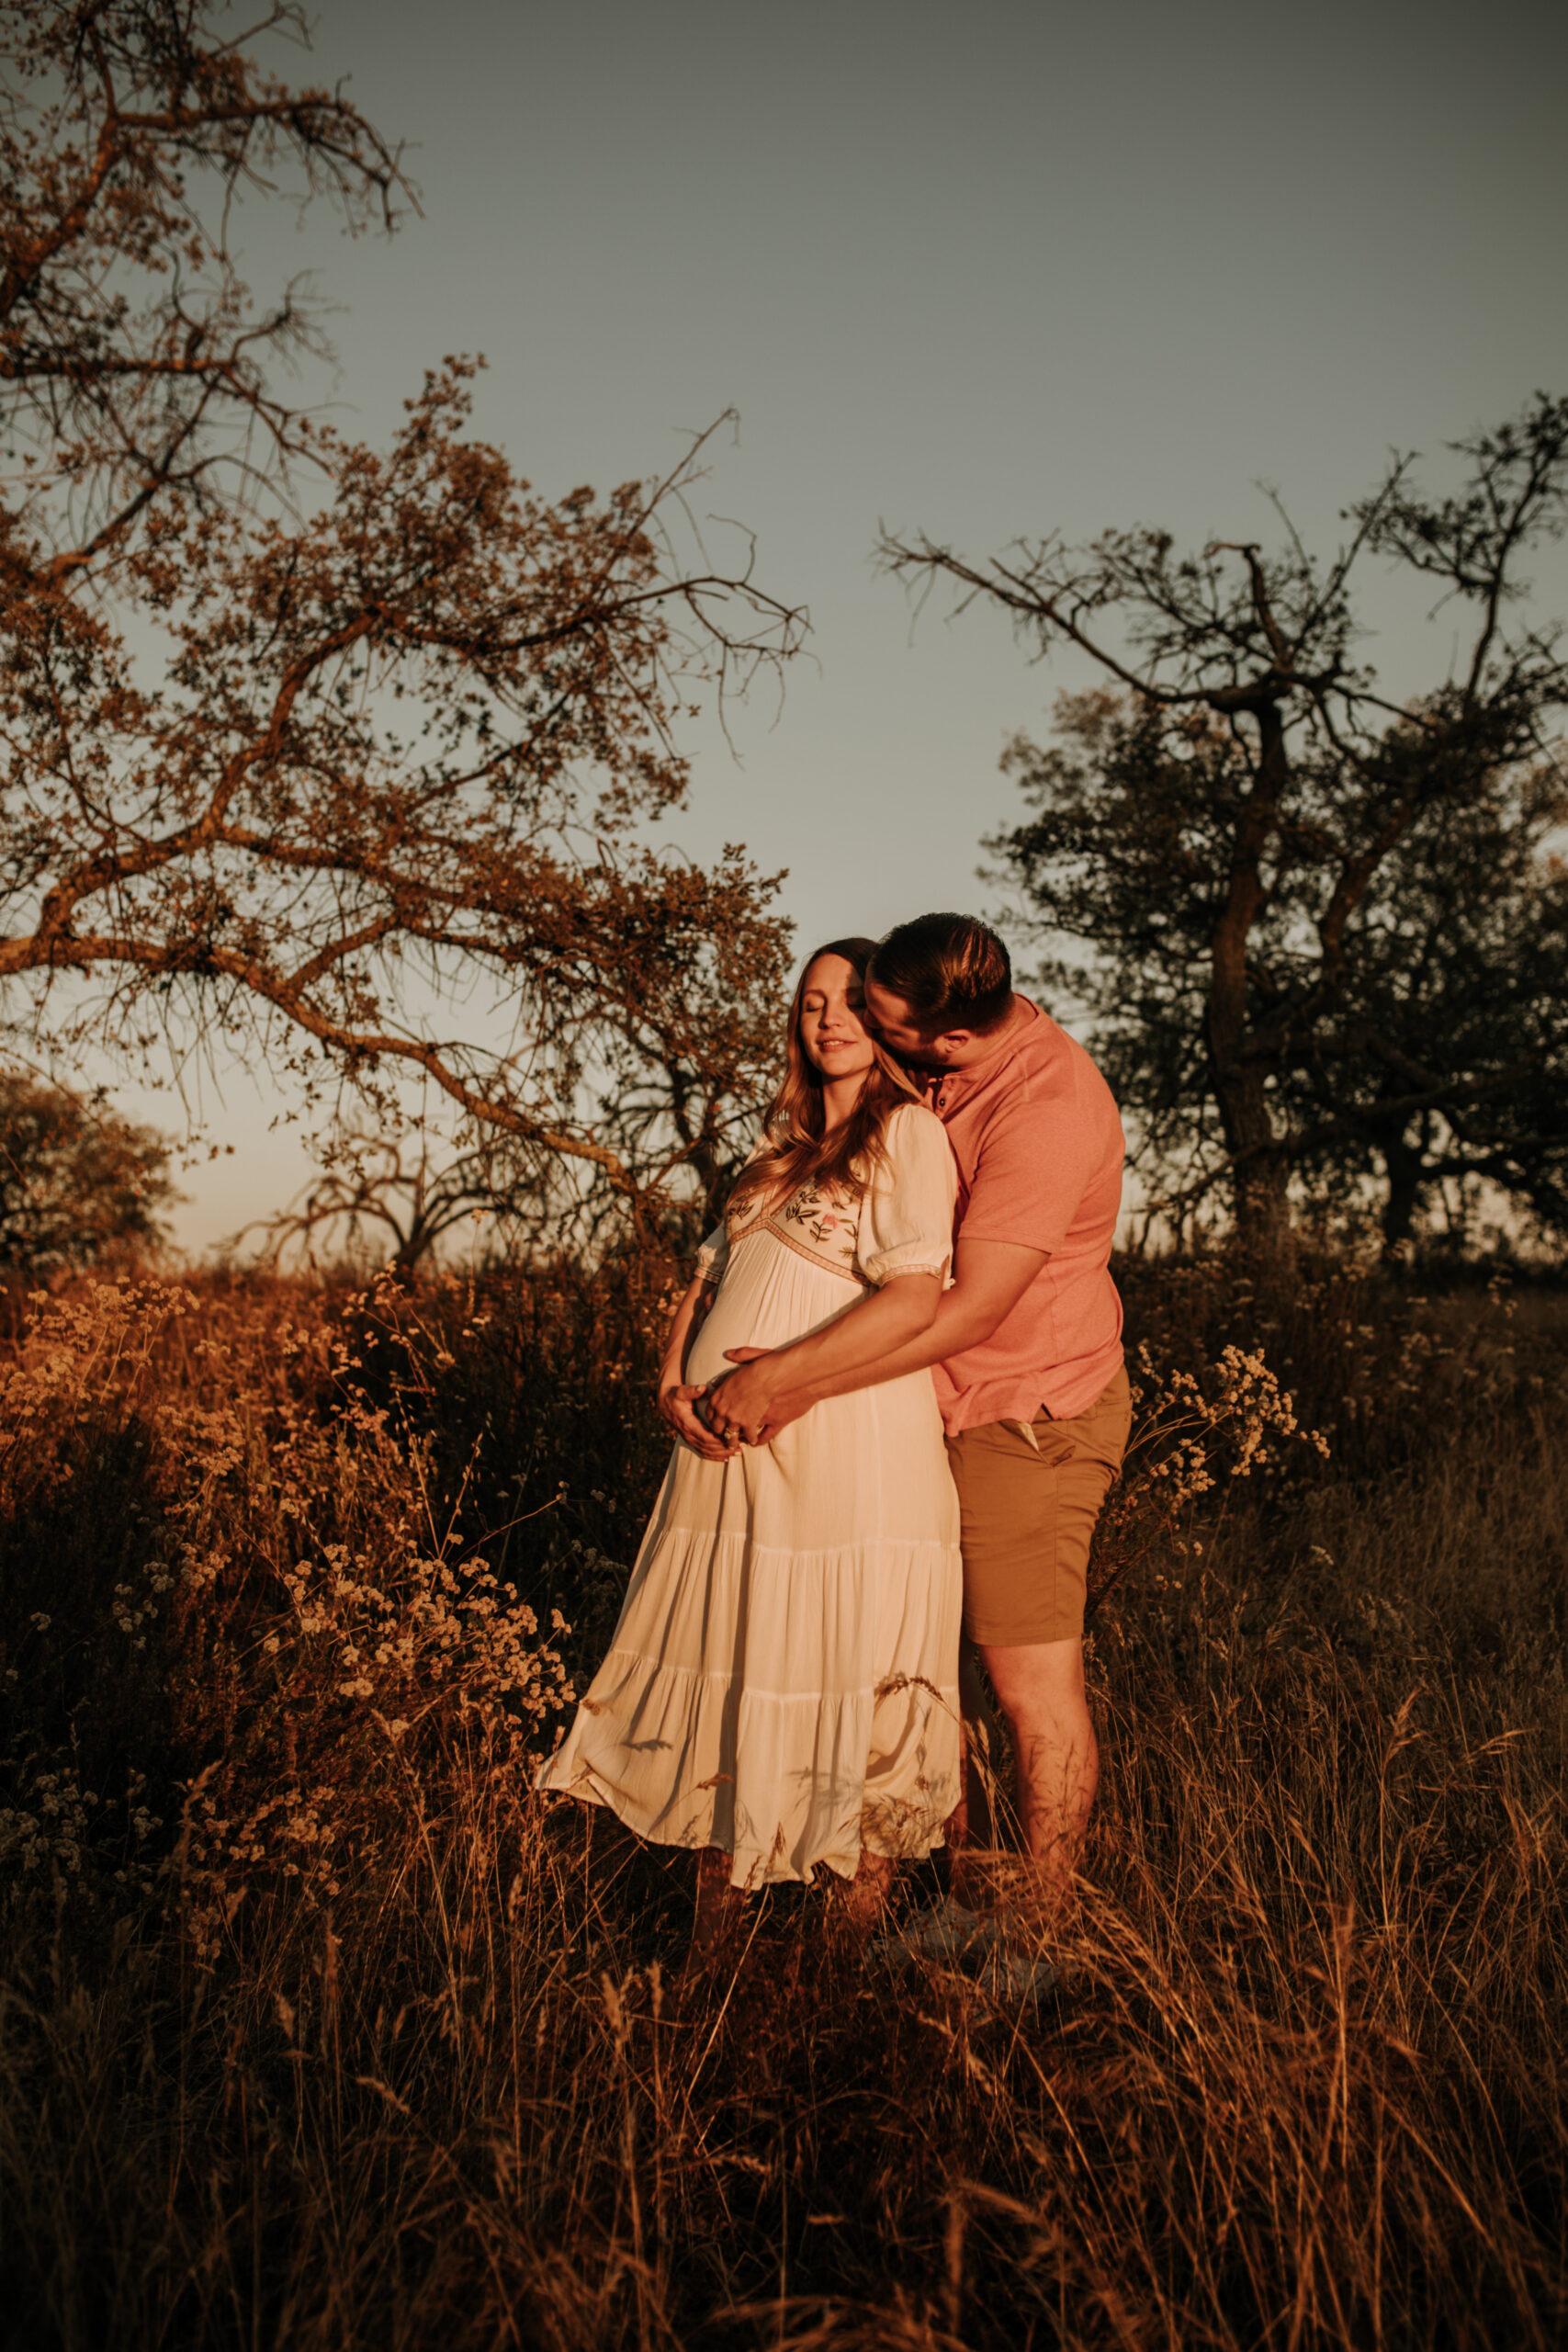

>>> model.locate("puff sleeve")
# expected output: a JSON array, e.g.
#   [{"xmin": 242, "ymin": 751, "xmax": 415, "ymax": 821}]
[
  {"xmin": 857, "ymin": 1103, "xmax": 958, "ymax": 1287},
  {"xmin": 694, "ymin": 1221, "xmax": 729, "ymax": 1283}
]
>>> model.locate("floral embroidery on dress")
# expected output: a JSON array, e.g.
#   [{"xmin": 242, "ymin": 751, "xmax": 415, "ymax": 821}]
[
  {"xmin": 775, "ymin": 1178, "xmax": 863, "ymax": 1273},
  {"xmin": 726, "ymin": 1174, "xmax": 866, "ymax": 1282}
]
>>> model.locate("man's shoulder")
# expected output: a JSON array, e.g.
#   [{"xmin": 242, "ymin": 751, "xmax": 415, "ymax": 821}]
[{"xmin": 998, "ymin": 1002, "xmax": 1119, "ymax": 1115}]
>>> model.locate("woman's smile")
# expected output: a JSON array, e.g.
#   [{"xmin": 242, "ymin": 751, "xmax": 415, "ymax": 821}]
[{"xmin": 799, "ymin": 953, "xmax": 877, "ymax": 1080}]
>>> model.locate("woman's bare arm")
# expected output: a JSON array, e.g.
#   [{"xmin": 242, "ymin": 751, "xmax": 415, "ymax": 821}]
[{"xmin": 656, "ymin": 1274, "xmax": 732, "ymax": 1459}]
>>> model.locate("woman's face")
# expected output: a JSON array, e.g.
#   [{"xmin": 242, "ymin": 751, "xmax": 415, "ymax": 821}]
[{"xmin": 798, "ymin": 955, "xmax": 876, "ymax": 1084}]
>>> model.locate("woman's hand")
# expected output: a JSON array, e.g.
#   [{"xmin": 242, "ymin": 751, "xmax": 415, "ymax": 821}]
[
  {"xmin": 653, "ymin": 1273, "xmax": 735, "ymax": 1461},
  {"xmin": 659, "ymin": 1373, "xmax": 738, "ymax": 1462}
]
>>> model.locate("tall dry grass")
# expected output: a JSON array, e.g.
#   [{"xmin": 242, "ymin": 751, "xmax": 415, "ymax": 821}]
[{"xmin": 0, "ymin": 1253, "xmax": 1564, "ymax": 2349}]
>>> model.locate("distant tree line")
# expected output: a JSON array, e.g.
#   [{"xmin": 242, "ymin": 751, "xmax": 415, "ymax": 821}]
[{"xmin": 0, "ymin": 1070, "xmax": 174, "ymax": 1270}]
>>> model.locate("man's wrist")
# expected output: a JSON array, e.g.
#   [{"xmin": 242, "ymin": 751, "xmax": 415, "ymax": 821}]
[{"xmin": 772, "ymin": 1378, "xmax": 819, "ymax": 1420}]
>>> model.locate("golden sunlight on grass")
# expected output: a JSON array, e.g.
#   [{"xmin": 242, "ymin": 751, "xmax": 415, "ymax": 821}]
[{"xmin": 1, "ymin": 1259, "xmax": 1564, "ymax": 2348}]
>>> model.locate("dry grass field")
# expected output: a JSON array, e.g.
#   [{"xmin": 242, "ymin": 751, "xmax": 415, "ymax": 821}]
[{"xmin": 1, "ymin": 1250, "xmax": 1564, "ymax": 2351}]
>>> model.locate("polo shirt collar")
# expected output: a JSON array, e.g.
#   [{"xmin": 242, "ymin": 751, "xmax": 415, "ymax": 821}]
[{"xmin": 925, "ymin": 995, "xmax": 1043, "ymax": 1106}]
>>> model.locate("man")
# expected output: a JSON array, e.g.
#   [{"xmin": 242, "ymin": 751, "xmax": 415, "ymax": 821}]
[{"xmin": 696, "ymin": 912, "xmax": 1128, "ymax": 1947}]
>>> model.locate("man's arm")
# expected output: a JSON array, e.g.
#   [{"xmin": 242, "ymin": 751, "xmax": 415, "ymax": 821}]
[
  {"xmin": 694, "ymin": 1268, "xmax": 943, "ymax": 1444},
  {"xmin": 694, "ymin": 1237, "xmax": 1047, "ymax": 1442}
]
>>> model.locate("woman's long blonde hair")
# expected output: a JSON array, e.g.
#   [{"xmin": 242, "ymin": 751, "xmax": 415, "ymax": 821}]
[{"xmin": 728, "ymin": 938, "xmax": 923, "ymax": 1220}]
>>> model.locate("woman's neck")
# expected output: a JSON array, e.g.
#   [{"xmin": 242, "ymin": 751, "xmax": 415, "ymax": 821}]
[{"xmin": 819, "ymin": 1070, "xmax": 868, "ymax": 1133}]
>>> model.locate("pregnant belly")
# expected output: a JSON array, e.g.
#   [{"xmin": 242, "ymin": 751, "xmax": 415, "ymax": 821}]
[{"xmin": 683, "ymin": 1238, "xmax": 858, "ymax": 1389}]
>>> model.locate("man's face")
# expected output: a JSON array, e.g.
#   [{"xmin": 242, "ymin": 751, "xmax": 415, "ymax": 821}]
[{"xmin": 862, "ymin": 976, "xmax": 955, "ymax": 1069}]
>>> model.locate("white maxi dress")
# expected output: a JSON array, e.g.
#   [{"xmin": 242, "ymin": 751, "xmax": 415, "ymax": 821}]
[{"xmin": 536, "ymin": 1102, "xmax": 964, "ymax": 1887}]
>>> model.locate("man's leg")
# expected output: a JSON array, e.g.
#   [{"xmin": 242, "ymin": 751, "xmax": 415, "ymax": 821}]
[
  {"xmin": 943, "ymin": 1644, "xmax": 1004, "ymax": 1913},
  {"xmin": 943, "ymin": 1370, "xmax": 1131, "ymax": 1923},
  {"xmin": 945, "ymin": 1645, "xmax": 996, "ymax": 1844},
  {"xmin": 978, "ymin": 1634, "xmax": 1096, "ymax": 1905}
]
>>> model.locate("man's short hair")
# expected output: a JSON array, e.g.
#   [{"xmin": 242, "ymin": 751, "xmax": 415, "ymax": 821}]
[{"xmin": 869, "ymin": 913, "xmax": 1012, "ymax": 1035}]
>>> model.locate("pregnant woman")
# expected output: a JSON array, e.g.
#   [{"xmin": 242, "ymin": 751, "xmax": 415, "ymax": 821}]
[{"xmin": 536, "ymin": 938, "xmax": 964, "ymax": 1953}]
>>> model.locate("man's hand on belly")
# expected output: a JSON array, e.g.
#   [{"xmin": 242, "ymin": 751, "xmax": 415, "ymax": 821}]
[
  {"xmin": 672, "ymin": 1349, "xmax": 816, "ymax": 1446},
  {"xmin": 681, "ymin": 1349, "xmax": 790, "ymax": 1448},
  {"xmin": 705, "ymin": 1243, "xmax": 1052, "ymax": 1424}
]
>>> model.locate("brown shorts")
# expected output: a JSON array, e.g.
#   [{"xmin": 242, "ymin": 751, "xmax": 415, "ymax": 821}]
[{"xmin": 943, "ymin": 1366, "xmax": 1132, "ymax": 1648}]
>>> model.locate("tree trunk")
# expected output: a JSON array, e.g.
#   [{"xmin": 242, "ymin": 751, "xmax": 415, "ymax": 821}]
[
  {"xmin": 1205, "ymin": 695, "xmax": 1293, "ymax": 1259},
  {"xmin": 1379, "ymin": 1127, "xmax": 1426, "ymax": 1257},
  {"xmin": 1215, "ymin": 1063, "xmax": 1292, "ymax": 1258}
]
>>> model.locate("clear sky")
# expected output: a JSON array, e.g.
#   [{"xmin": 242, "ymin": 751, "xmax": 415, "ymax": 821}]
[{"xmin": 123, "ymin": 0, "xmax": 1568, "ymax": 1250}]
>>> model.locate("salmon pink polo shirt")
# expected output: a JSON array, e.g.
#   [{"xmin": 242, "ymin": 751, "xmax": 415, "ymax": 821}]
[{"xmin": 926, "ymin": 996, "xmax": 1125, "ymax": 1434}]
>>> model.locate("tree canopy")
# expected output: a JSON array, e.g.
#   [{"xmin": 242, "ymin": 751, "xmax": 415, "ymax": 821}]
[
  {"xmin": 884, "ymin": 400, "xmax": 1568, "ymax": 1252},
  {"xmin": 0, "ymin": 1067, "xmax": 175, "ymax": 1267},
  {"xmin": 2, "ymin": 2, "xmax": 804, "ymax": 1235}
]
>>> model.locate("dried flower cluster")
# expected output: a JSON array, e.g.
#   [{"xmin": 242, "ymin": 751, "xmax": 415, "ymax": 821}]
[
  {"xmin": 0, "ymin": 1276, "xmax": 573, "ymax": 1951},
  {"xmin": 1087, "ymin": 1332, "xmax": 1331, "ymax": 1622}
]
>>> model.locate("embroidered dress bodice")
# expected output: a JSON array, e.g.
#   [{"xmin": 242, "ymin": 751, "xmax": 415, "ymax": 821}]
[
  {"xmin": 695, "ymin": 1104, "xmax": 959, "ymax": 1297},
  {"xmin": 728, "ymin": 1176, "xmax": 869, "ymax": 1286}
]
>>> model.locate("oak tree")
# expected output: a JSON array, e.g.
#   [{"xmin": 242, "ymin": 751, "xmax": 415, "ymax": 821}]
[
  {"xmin": 239, "ymin": 1121, "xmax": 582, "ymax": 1278},
  {"xmin": 2, "ymin": 2, "xmax": 803, "ymax": 1231},
  {"xmin": 883, "ymin": 399, "xmax": 1568, "ymax": 1251}
]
